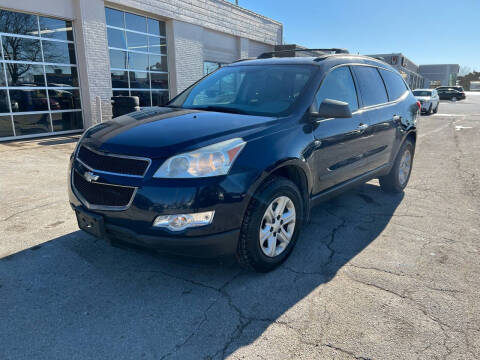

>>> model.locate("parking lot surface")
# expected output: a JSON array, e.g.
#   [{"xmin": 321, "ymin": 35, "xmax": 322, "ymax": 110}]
[{"xmin": 1, "ymin": 94, "xmax": 479, "ymax": 359}]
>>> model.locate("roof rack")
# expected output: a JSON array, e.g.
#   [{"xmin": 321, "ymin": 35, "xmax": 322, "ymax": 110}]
[{"xmin": 258, "ymin": 48, "xmax": 349, "ymax": 59}]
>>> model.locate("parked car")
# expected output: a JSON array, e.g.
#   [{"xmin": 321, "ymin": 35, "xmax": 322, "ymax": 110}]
[
  {"xmin": 436, "ymin": 86, "xmax": 464, "ymax": 93},
  {"xmin": 437, "ymin": 88, "xmax": 466, "ymax": 101},
  {"xmin": 412, "ymin": 89, "xmax": 439, "ymax": 114},
  {"xmin": 69, "ymin": 52, "xmax": 418, "ymax": 272}
]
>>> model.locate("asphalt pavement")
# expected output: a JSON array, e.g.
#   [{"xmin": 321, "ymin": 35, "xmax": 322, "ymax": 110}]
[{"xmin": 1, "ymin": 93, "xmax": 479, "ymax": 359}]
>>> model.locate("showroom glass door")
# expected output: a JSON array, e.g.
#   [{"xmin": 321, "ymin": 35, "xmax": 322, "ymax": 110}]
[
  {"xmin": 105, "ymin": 7, "xmax": 169, "ymax": 108},
  {"xmin": 0, "ymin": 9, "xmax": 83, "ymax": 141}
]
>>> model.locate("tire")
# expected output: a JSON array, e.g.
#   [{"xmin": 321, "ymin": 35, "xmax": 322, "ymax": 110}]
[
  {"xmin": 236, "ymin": 176, "xmax": 304, "ymax": 272},
  {"xmin": 433, "ymin": 103, "xmax": 439, "ymax": 113},
  {"xmin": 451, "ymin": 97, "xmax": 457, "ymax": 102},
  {"xmin": 379, "ymin": 139, "xmax": 415, "ymax": 193},
  {"xmin": 428, "ymin": 104, "xmax": 433, "ymax": 115}
]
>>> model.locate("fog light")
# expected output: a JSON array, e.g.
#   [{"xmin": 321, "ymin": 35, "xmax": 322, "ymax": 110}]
[{"xmin": 153, "ymin": 211, "xmax": 215, "ymax": 231}]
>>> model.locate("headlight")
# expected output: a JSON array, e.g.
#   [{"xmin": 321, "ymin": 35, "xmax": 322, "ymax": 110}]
[{"xmin": 154, "ymin": 138, "xmax": 246, "ymax": 178}]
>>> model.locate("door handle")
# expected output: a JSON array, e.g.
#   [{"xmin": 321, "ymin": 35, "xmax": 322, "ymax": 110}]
[{"xmin": 357, "ymin": 123, "xmax": 369, "ymax": 131}]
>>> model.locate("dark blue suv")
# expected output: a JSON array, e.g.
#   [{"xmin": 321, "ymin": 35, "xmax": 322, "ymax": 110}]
[{"xmin": 69, "ymin": 52, "xmax": 418, "ymax": 272}]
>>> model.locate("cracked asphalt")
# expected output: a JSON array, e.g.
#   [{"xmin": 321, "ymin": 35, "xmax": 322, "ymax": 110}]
[{"xmin": 1, "ymin": 93, "xmax": 479, "ymax": 359}]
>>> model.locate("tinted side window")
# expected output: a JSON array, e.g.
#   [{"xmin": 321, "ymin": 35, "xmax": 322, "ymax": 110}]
[
  {"xmin": 315, "ymin": 66, "xmax": 358, "ymax": 112},
  {"xmin": 353, "ymin": 66, "xmax": 388, "ymax": 106},
  {"xmin": 379, "ymin": 69, "xmax": 407, "ymax": 101}
]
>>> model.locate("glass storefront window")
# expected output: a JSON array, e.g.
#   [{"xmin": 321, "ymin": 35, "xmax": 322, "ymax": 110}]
[
  {"xmin": 107, "ymin": 28, "xmax": 126, "ymax": 49},
  {"xmin": 106, "ymin": 7, "xmax": 169, "ymax": 107},
  {"xmin": 6, "ymin": 64, "xmax": 45, "ymax": 87},
  {"xmin": 0, "ymin": 115, "xmax": 13, "ymax": 137},
  {"xmin": 2, "ymin": 36, "xmax": 42, "ymax": 62},
  {"xmin": 45, "ymin": 65, "xmax": 79, "ymax": 87},
  {"xmin": 39, "ymin": 17, "xmax": 73, "ymax": 41},
  {"xmin": 0, "ymin": 9, "xmax": 83, "ymax": 140},
  {"xmin": 13, "ymin": 113, "xmax": 51, "ymax": 135}
]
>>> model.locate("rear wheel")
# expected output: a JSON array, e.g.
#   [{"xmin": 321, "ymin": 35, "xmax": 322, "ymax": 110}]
[
  {"xmin": 236, "ymin": 177, "xmax": 304, "ymax": 272},
  {"xmin": 451, "ymin": 96, "xmax": 457, "ymax": 102},
  {"xmin": 379, "ymin": 139, "xmax": 415, "ymax": 193}
]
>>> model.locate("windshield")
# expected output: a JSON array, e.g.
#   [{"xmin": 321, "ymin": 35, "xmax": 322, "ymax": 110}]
[
  {"xmin": 413, "ymin": 90, "xmax": 432, "ymax": 96},
  {"xmin": 168, "ymin": 65, "xmax": 316, "ymax": 116}
]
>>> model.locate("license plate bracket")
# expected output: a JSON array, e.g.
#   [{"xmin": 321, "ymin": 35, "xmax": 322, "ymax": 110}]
[{"xmin": 75, "ymin": 209, "xmax": 105, "ymax": 238}]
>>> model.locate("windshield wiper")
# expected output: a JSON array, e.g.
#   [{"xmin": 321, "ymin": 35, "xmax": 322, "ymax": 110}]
[{"xmin": 187, "ymin": 105, "xmax": 249, "ymax": 115}]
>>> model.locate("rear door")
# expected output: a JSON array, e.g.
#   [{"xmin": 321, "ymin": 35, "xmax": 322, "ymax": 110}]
[
  {"xmin": 351, "ymin": 65, "xmax": 399, "ymax": 171},
  {"xmin": 311, "ymin": 66, "xmax": 372, "ymax": 194}
]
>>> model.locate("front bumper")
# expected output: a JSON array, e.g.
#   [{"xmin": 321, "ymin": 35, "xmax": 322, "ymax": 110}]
[{"xmin": 68, "ymin": 154, "xmax": 258, "ymax": 257}]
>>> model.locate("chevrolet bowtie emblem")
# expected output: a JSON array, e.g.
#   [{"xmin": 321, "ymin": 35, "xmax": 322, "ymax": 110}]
[{"xmin": 84, "ymin": 171, "xmax": 99, "ymax": 183}]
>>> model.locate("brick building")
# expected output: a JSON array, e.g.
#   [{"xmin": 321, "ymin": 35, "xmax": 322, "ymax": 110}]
[{"xmin": 0, "ymin": 0, "xmax": 282, "ymax": 141}]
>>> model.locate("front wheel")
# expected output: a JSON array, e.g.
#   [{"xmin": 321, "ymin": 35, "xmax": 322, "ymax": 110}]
[
  {"xmin": 236, "ymin": 177, "xmax": 304, "ymax": 272},
  {"xmin": 433, "ymin": 103, "xmax": 439, "ymax": 113},
  {"xmin": 379, "ymin": 139, "xmax": 415, "ymax": 193},
  {"xmin": 451, "ymin": 97, "xmax": 457, "ymax": 102},
  {"xmin": 428, "ymin": 104, "xmax": 433, "ymax": 115}
]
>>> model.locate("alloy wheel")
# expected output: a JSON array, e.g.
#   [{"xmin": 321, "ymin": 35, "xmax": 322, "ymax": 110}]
[
  {"xmin": 398, "ymin": 149, "xmax": 412, "ymax": 186},
  {"xmin": 259, "ymin": 196, "xmax": 296, "ymax": 257}
]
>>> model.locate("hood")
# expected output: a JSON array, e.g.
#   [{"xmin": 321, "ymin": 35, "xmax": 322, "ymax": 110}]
[{"xmin": 82, "ymin": 107, "xmax": 277, "ymax": 158}]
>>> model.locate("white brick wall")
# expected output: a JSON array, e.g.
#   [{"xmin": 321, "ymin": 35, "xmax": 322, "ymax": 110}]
[{"xmin": 170, "ymin": 21, "xmax": 205, "ymax": 94}]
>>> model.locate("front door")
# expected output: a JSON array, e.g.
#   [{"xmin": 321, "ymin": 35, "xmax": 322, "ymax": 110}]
[{"xmin": 311, "ymin": 66, "xmax": 372, "ymax": 194}]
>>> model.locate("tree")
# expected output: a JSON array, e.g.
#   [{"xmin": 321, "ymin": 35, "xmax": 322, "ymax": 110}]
[{"xmin": 457, "ymin": 71, "xmax": 480, "ymax": 91}]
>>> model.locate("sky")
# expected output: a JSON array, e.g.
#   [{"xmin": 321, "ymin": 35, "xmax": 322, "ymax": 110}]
[{"xmin": 229, "ymin": 0, "xmax": 480, "ymax": 73}]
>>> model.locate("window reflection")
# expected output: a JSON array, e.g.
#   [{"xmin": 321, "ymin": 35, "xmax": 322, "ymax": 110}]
[
  {"xmin": 48, "ymin": 89, "xmax": 81, "ymax": 110},
  {"xmin": 9, "ymin": 89, "xmax": 49, "ymax": 112},
  {"xmin": 110, "ymin": 49, "xmax": 127, "ymax": 69},
  {"xmin": 0, "ymin": 90, "xmax": 10, "ymax": 112},
  {"xmin": 130, "ymin": 90, "xmax": 151, "ymax": 106},
  {"xmin": 13, "ymin": 113, "xmax": 51, "ymax": 135},
  {"xmin": 148, "ymin": 36, "xmax": 166, "ymax": 54},
  {"xmin": 51, "ymin": 111, "xmax": 82, "ymax": 131},
  {"xmin": 45, "ymin": 65, "xmax": 79, "ymax": 87},
  {"xmin": 0, "ymin": 115, "xmax": 14, "ymax": 137},
  {"xmin": 105, "ymin": 8, "xmax": 124, "ymax": 28},
  {"xmin": 42, "ymin": 41, "xmax": 76, "ymax": 64},
  {"xmin": 111, "ymin": 70, "xmax": 129, "ymax": 88},
  {"xmin": 113, "ymin": 90, "xmax": 129, "ymax": 97},
  {"xmin": 127, "ymin": 32, "xmax": 148, "ymax": 52},
  {"xmin": 39, "ymin": 17, "xmax": 73, "ymax": 41},
  {"xmin": 2, "ymin": 36, "xmax": 42, "ymax": 62},
  {"xmin": 0, "ymin": 10, "xmax": 39, "ymax": 35},
  {"xmin": 107, "ymin": 28, "xmax": 126, "ymax": 49},
  {"xmin": 149, "ymin": 55, "xmax": 167, "ymax": 72},
  {"xmin": 147, "ymin": 18, "xmax": 165, "ymax": 36},
  {"xmin": 6, "ymin": 64, "xmax": 45, "ymax": 87},
  {"xmin": 151, "ymin": 73, "xmax": 168, "ymax": 89},
  {"xmin": 0, "ymin": 63, "xmax": 5, "ymax": 87},
  {"xmin": 128, "ymin": 52, "xmax": 148, "ymax": 70},
  {"xmin": 125, "ymin": 13, "xmax": 146, "ymax": 33},
  {"xmin": 129, "ymin": 71, "xmax": 149, "ymax": 88}
]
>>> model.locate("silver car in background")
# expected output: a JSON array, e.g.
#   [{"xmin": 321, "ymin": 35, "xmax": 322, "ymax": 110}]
[{"xmin": 413, "ymin": 89, "xmax": 440, "ymax": 114}]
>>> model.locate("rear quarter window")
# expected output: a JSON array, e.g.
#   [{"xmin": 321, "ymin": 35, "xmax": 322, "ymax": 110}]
[
  {"xmin": 352, "ymin": 66, "xmax": 388, "ymax": 107},
  {"xmin": 379, "ymin": 69, "xmax": 408, "ymax": 101}
]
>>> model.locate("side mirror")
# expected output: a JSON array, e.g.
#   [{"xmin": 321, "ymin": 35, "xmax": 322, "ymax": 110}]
[{"xmin": 311, "ymin": 98, "xmax": 352, "ymax": 119}]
